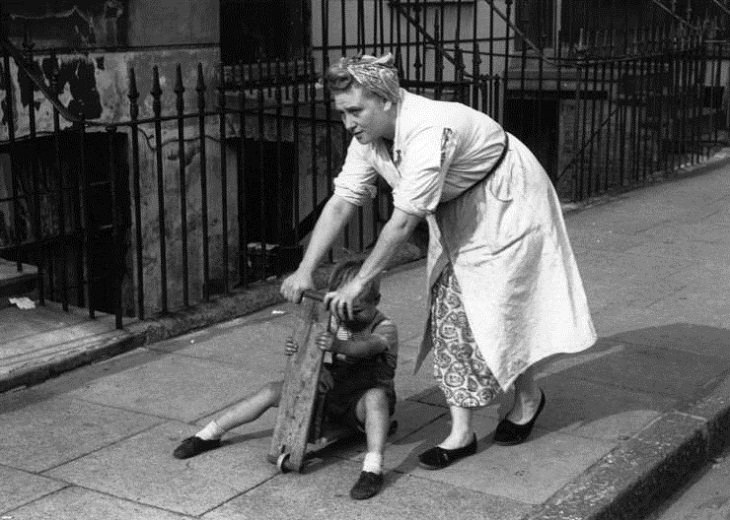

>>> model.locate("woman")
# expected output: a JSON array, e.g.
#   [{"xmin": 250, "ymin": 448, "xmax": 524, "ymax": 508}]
[{"xmin": 280, "ymin": 53, "xmax": 596, "ymax": 469}]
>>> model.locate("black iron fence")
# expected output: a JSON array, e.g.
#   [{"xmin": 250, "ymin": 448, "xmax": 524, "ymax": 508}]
[{"xmin": 2, "ymin": 1, "xmax": 730, "ymax": 325}]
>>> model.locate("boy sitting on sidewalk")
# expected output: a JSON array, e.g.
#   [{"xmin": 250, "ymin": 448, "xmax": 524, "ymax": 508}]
[{"xmin": 172, "ymin": 260, "xmax": 399, "ymax": 500}]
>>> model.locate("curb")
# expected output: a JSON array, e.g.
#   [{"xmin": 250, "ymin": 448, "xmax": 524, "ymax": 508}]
[
  {"xmin": 526, "ymin": 373, "xmax": 730, "ymax": 520},
  {"xmin": 0, "ymin": 242, "xmax": 425, "ymax": 394}
]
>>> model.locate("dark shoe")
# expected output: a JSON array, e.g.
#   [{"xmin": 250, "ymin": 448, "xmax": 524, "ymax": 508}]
[
  {"xmin": 494, "ymin": 390, "xmax": 546, "ymax": 446},
  {"xmin": 350, "ymin": 471, "xmax": 384, "ymax": 500},
  {"xmin": 173, "ymin": 436, "xmax": 221, "ymax": 459},
  {"xmin": 417, "ymin": 433, "xmax": 477, "ymax": 470}
]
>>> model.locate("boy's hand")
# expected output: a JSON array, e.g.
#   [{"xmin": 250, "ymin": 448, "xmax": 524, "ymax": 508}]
[
  {"xmin": 284, "ymin": 337, "xmax": 298, "ymax": 356},
  {"xmin": 315, "ymin": 331, "xmax": 335, "ymax": 352}
]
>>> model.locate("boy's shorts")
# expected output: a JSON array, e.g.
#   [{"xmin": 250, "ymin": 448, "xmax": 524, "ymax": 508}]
[{"xmin": 326, "ymin": 385, "xmax": 396, "ymax": 433}]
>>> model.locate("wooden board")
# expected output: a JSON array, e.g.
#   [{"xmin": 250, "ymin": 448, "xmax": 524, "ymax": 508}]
[{"xmin": 267, "ymin": 296, "xmax": 332, "ymax": 472}]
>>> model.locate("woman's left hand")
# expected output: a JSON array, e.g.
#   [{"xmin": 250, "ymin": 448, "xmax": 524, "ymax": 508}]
[{"xmin": 324, "ymin": 277, "xmax": 365, "ymax": 321}]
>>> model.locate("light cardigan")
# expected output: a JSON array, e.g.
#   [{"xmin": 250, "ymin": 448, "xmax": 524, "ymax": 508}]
[{"xmin": 333, "ymin": 90, "xmax": 596, "ymax": 389}]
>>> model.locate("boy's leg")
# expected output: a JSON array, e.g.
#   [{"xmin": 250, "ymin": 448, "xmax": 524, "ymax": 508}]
[
  {"xmin": 356, "ymin": 387, "xmax": 390, "ymax": 461},
  {"xmin": 214, "ymin": 381, "xmax": 283, "ymax": 432},
  {"xmin": 350, "ymin": 387, "xmax": 390, "ymax": 500},
  {"xmin": 173, "ymin": 381, "xmax": 282, "ymax": 459}
]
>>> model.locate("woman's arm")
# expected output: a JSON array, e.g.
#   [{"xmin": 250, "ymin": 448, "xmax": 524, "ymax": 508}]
[
  {"xmin": 324, "ymin": 208, "xmax": 422, "ymax": 320},
  {"xmin": 281, "ymin": 194, "xmax": 357, "ymax": 302}
]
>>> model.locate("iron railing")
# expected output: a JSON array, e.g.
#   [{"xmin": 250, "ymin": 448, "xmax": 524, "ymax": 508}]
[{"xmin": 2, "ymin": 1, "xmax": 730, "ymax": 325}]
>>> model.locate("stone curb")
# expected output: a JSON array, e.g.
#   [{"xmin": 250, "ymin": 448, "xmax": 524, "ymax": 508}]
[
  {"xmin": 0, "ymin": 243, "xmax": 425, "ymax": 394},
  {"xmin": 526, "ymin": 373, "xmax": 730, "ymax": 520}
]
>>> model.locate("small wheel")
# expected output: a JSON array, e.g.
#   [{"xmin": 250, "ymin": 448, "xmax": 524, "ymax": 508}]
[{"xmin": 276, "ymin": 452, "xmax": 291, "ymax": 473}]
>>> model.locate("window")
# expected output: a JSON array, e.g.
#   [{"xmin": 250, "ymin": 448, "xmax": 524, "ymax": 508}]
[
  {"xmin": 515, "ymin": 0, "xmax": 555, "ymax": 50},
  {"xmin": 220, "ymin": 0, "xmax": 309, "ymax": 64}
]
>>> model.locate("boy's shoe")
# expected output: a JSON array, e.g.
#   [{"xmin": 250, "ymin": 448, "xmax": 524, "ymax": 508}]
[
  {"xmin": 173, "ymin": 436, "xmax": 221, "ymax": 459},
  {"xmin": 349, "ymin": 471, "xmax": 384, "ymax": 500}
]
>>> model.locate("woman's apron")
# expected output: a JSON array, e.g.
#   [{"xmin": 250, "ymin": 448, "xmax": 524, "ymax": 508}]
[{"xmin": 414, "ymin": 133, "xmax": 597, "ymax": 390}]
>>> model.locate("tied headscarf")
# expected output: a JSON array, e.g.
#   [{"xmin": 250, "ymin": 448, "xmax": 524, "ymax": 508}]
[{"xmin": 340, "ymin": 53, "xmax": 400, "ymax": 103}]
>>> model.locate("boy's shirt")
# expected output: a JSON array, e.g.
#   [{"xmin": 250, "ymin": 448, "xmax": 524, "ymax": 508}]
[{"xmin": 324, "ymin": 310, "xmax": 398, "ymax": 391}]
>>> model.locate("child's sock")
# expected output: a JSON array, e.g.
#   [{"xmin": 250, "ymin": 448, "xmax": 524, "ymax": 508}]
[
  {"xmin": 362, "ymin": 452, "xmax": 383, "ymax": 474},
  {"xmin": 196, "ymin": 420, "xmax": 226, "ymax": 441}
]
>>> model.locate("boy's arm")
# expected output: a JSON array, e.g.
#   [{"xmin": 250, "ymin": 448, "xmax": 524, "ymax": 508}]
[
  {"xmin": 330, "ymin": 334, "xmax": 389, "ymax": 358},
  {"xmin": 328, "ymin": 319, "xmax": 398, "ymax": 358}
]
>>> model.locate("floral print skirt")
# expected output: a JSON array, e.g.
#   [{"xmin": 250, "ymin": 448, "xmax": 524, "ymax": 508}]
[{"xmin": 430, "ymin": 263, "xmax": 501, "ymax": 408}]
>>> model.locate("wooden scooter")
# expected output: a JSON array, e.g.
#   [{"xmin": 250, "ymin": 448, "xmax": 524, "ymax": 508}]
[{"xmin": 267, "ymin": 290, "xmax": 396, "ymax": 472}]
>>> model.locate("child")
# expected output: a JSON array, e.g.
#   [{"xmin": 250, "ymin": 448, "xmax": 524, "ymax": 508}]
[{"xmin": 172, "ymin": 260, "xmax": 398, "ymax": 500}]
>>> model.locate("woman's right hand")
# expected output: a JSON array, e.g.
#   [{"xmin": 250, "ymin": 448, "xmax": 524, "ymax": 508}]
[{"xmin": 280, "ymin": 269, "xmax": 315, "ymax": 303}]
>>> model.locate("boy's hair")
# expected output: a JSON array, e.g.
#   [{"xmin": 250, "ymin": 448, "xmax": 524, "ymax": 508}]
[{"xmin": 327, "ymin": 260, "xmax": 381, "ymax": 304}]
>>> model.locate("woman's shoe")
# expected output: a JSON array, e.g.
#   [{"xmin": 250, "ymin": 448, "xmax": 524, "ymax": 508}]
[
  {"xmin": 417, "ymin": 434, "xmax": 477, "ymax": 470},
  {"xmin": 493, "ymin": 390, "xmax": 546, "ymax": 446}
]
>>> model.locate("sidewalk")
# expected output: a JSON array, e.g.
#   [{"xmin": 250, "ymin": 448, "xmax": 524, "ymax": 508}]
[{"xmin": 2, "ymin": 154, "xmax": 730, "ymax": 519}]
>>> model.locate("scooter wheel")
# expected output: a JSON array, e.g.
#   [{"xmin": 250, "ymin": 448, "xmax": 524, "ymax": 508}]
[{"xmin": 276, "ymin": 452, "xmax": 291, "ymax": 473}]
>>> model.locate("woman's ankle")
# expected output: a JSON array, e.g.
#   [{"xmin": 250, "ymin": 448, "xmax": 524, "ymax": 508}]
[{"xmin": 438, "ymin": 431, "xmax": 474, "ymax": 450}]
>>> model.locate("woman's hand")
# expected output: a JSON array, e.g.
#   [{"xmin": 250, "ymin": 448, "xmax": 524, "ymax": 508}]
[
  {"xmin": 315, "ymin": 331, "xmax": 335, "ymax": 352},
  {"xmin": 324, "ymin": 276, "xmax": 366, "ymax": 322},
  {"xmin": 284, "ymin": 337, "xmax": 298, "ymax": 356},
  {"xmin": 280, "ymin": 269, "xmax": 315, "ymax": 303}
]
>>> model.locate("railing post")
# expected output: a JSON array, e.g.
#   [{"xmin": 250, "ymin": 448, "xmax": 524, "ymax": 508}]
[
  {"xmin": 127, "ymin": 67, "xmax": 144, "ymax": 320},
  {"xmin": 174, "ymin": 64, "xmax": 189, "ymax": 307},
  {"xmin": 21, "ymin": 27, "xmax": 46, "ymax": 307},
  {"xmin": 217, "ymin": 62, "xmax": 230, "ymax": 295},
  {"xmin": 238, "ymin": 61, "xmax": 249, "ymax": 285},
  {"xmin": 2, "ymin": 30, "xmax": 24, "ymax": 276},
  {"xmin": 50, "ymin": 50, "xmax": 69, "ymax": 311},
  {"xmin": 106, "ymin": 125, "xmax": 123, "ymax": 329},
  {"xmin": 196, "ymin": 63, "xmax": 210, "ymax": 302},
  {"xmin": 76, "ymin": 114, "xmax": 94, "ymax": 319},
  {"xmin": 151, "ymin": 66, "xmax": 168, "ymax": 313}
]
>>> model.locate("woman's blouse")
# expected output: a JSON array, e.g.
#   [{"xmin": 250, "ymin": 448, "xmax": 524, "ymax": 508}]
[{"xmin": 333, "ymin": 89, "xmax": 506, "ymax": 217}]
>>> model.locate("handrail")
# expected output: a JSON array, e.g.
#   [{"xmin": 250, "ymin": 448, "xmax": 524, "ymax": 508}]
[
  {"xmin": 650, "ymin": 0, "xmax": 700, "ymax": 30},
  {"xmin": 0, "ymin": 34, "xmax": 106, "ymax": 127},
  {"xmin": 711, "ymin": 0, "xmax": 730, "ymax": 17},
  {"xmin": 555, "ymin": 106, "xmax": 620, "ymax": 182}
]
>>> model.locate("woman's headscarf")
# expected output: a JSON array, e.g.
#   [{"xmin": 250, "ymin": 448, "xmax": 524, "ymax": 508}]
[{"xmin": 337, "ymin": 53, "xmax": 400, "ymax": 103}]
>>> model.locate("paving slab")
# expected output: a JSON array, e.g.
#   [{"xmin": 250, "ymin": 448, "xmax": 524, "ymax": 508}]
[
  {"xmin": 0, "ymin": 465, "xmax": 67, "ymax": 514},
  {"xmin": 624, "ymin": 239, "xmax": 730, "ymax": 269},
  {"xmin": 576, "ymin": 248, "xmax": 693, "ymax": 284},
  {"xmin": 378, "ymin": 266, "xmax": 429, "ymax": 344},
  {"xmin": 4, "ymin": 486, "xmax": 194, "ymax": 519},
  {"xmin": 64, "ymin": 353, "xmax": 280, "ymax": 423},
  {"xmin": 568, "ymin": 226, "xmax": 647, "ymax": 253},
  {"xmin": 202, "ymin": 459, "xmax": 532, "ymax": 520},
  {"xmin": 44, "ymin": 421, "xmax": 279, "ymax": 517},
  {"xmin": 534, "ymin": 376, "xmax": 673, "ymax": 442},
  {"xmin": 557, "ymin": 343, "xmax": 730, "ymax": 399},
  {"xmin": 645, "ymin": 281, "xmax": 730, "ymax": 330},
  {"xmin": 388, "ymin": 412, "xmax": 615, "ymax": 505},
  {"xmin": 0, "ymin": 395, "xmax": 162, "ymax": 473},
  {"xmin": 150, "ymin": 307, "xmax": 300, "ymax": 364},
  {"xmin": 609, "ymin": 323, "xmax": 730, "ymax": 360},
  {"xmin": 152, "ymin": 322, "xmax": 294, "ymax": 376}
]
